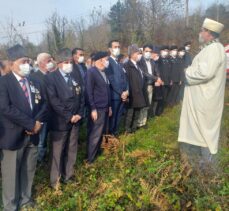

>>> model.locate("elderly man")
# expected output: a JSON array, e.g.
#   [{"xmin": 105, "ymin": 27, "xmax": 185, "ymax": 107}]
[
  {"xmin": 178, "ymin": 18, "xmax": 226, "ymax": 169},
  {"xmin": 124, "ymin": 44, "xmax": 148, "ymax": 134},
  {"xmin": 31, "ymin": 53, "xmax": 55, "ymax": 162},
  {"xmin": 85, "ymin": 51, "xmax": 112, "ymax": 163},
  {"xmin": 0, "ymin": 44, "xmax": 48, "ymax": 210},
  {"xmin": 45, "ymin": 48, "xmax": 84, "ymax": 188}
]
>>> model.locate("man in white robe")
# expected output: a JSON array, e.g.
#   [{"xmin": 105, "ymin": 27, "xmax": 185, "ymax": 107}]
[{"xmin": 178, "ymin": 18, "xmax": 227, "ymax": 167}]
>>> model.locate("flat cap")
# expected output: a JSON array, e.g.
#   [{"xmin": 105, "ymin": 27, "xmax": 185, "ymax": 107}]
[
  {"xmin": 7, "ymin": 44, "xmax": 28, "ymax": 61},
  {"xmin": 93, "ymin": 51, "xmax": 109, "ymax": 61},
  {"xmin": 56, "ymin": 48, "xmax": 72, "ymax": 63}
]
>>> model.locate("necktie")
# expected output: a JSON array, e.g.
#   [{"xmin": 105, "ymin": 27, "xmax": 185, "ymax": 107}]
[
  {"xmin": 19, "ymin": 78, "xmax": 30, "ymax": 105},
  {"xmin": 65, "ymin": 74, "xmax": 73, "ymax": 89}
]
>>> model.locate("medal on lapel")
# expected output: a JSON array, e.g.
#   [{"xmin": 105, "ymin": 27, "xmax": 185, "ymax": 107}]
[{"xmin": 75, "ymin": 86, "xmax": 81, "ymax": 95}]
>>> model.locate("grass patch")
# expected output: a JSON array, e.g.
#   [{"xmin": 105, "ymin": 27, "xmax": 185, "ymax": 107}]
[{"xmin": 1, "ymin": 86, "xmax": 229, "ymax": 210}]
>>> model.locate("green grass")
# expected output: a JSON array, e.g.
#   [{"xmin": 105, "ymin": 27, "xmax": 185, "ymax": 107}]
[{"xmin": 1, "ymin": 87, "xmax": 229, "ymax": 211}]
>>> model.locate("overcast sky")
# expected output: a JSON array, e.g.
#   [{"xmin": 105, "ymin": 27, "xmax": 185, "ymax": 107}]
[{"xmin": 0, "ymin": 0, "xmax": 219, "ymax": 44}]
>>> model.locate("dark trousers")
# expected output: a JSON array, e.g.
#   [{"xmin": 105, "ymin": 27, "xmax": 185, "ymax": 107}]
[
  {"xmin": 38, "ymin": 122, "xmax": 48, "ymax": 162},
  {"xmin": 87, "ymin": 110, "xmax": 107, "ymax": 163},
  {"xmin": 109, "ymin": 100, "xmax": 125, "ymax": 135},
  {"xmin": 50, "ymin": 125, "xmax": 79, "ymax": 187},
  {"xmin": 167, "ymin": 83, "xmax": 180, "ymax": 106},
  {"xmin": 155, "ymin": 85, "xmax": 171, "ymax": 115},
  {"xmin": 125, "ymin": 108, "xmax": 140, "ymax": 132},
  {"xmin": 1, "ymin": 136, "xmax": 38, "ymax": 211}
]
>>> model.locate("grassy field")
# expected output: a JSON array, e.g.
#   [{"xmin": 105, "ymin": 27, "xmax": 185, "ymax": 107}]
[{"xmin": 1, "ymin": 87, "xmax": 229, "ymax": 211}]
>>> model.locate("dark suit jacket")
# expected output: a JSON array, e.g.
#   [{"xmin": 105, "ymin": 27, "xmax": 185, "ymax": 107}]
[
  {"xmin": 85, "ymin": 67, "xmax": 111, "ymax": 111},
  {"xmin": 184, "ymin": 52, "xmax": 192, "ymax": 68},
  {"xmin": 123, "ymin": 60, "xmax": 147, "ymax": 108},
  {"xmin": 169, "ymin": 57, "xmax": 182, "ymax": 83},
  {"xmin": 105, "ymin": 57, "xmax": 128, "ymax": 101},
  {"xmin": 138, "ymin": 57, "xmax": 159, "ymax": 85},
  {"xmin": 72, "ymin": 63, "xmax": 87, "ymax": 87},
  {"xmin": 158, "ymin": 57, "xmax": 171, "ymax": 85},
  {"xmin": 30, "ymin": 70, "xmax": 46, "ymax": 95},
  {"xmin": 45, "ymin": 69, "xmax": 84, "ymax": 131},
  {"xmin": 0, "ymin": 72, "xmax": 48, "ymax": 150}
]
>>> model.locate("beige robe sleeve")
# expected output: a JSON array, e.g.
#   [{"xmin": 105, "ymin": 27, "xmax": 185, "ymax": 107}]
[{"xmin": 185, "ymin": 44, "xmax": 221, "ymax": 85}]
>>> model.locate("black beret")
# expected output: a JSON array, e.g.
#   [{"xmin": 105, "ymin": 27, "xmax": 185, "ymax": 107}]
[
  {"xmin": 93, "ymin": 51, "xmax": 109, "ymax": 61},
  {"xmin": 160, "ymin": 45, "xmax": 169, "ymax": 50},
  {"xmin": 178, "ymin": 47, "xmax": 185, "ymax": 51},
  {"xmin": 151, "ymin": 45, "xmax": 160, "ymax": 54},
  {"xmin": 56, "ymin": 48, "xmax": 72, "ymax": 63},
  {"xmin": 7, "ymin": 44, "xmax": 28, "ymax": 61},
  {"xmin": 170, "ymin": 45, "xmax": 178, "ymax": 50}
]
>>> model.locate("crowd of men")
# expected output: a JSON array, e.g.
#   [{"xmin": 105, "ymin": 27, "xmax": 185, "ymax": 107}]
[{"xmin": 0, "ymin": 17, "xmax": 227, "ymax": 211}]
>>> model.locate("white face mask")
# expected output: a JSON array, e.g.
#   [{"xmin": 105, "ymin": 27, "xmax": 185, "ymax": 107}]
[
  {"xmin": 171, "ymin": 50, "xmax": 178, "ymax": 57},
  {"xmin": 161, "ymin": 51, "xmax": 168, "ymax": 58},
  {"xmin": 112, "ymin": 48, "xmax": 120, "ymax": 57},
  {"xmin": 144, "ymin": 52, "xmax": 152, "ymax": 60},
  {"xmin": 199, "ymin": 33, "xmax": 205, "ymax": 44},
  {"xmin": 137, "ymin": 54, "xmax": 142, "ymax": 62},
  {"xmin": 185, "ymin": 46, "xmax": 190, "ymax": 51},
  {"xmin": 19, "ymin": 63, "xmax": 31, "ymax": 77},
  {"xmin": 178, "ymin": 51, "xmax": 185, "ymax": 57},
  {"xmin": 104, "ymin": 60, "xmax": 110, "ymax": 68},
  {"xmin": 78, "ymin": 56, "xmax": 85, "ymax": 63},
  {"xmin": 46, "ymin": 62, "xmax": 54, "ymax": 71},
  {"xmin": 62, "ymin": 63, "xmax": 73, "ymax": 74}
]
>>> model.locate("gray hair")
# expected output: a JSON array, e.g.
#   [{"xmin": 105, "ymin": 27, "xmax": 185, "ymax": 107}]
[{"xmin": 37, "ymin": 53, "xmax": 51, "ymax": 65}]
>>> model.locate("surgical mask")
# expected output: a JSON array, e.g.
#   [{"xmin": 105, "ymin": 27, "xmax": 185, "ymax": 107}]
[
  {"xmin": 62, "ymin": 63, "xmax": 73, "ymax": 73},
  {"xmin": 19, "ymin": 63, "xmax": 31, "ymax": 77},
  {"xmin": 78, "ymin": 56, "xmax": 85, "ymax": 63},
  {"xmin": 178, "ymin": 51, "xmax": 185, "ymax": 57},
  {"xmin": 104, "ymin": 60, "xmax": 109, "ymax": 68},
  {"xmin": 185, "ymin": 46, "xmax": 190, "ymax": 51},
  {"xmin": 161, "ymin": 51, "xmax": 168, "ymax": 58},
  {"xmin": 171, "ymin": 50, "xmax": 177, "ymax": 57},
  {"xmin": 112, "ymin": 48, "xmax": 120, "ymax": 57},
  {"xmin": 199, "ymin": 34, "xmax": 205, "ymax": 44},
  {"xmin": 144, "ymin": 52, "xmax": 152, "ymax": 60},
  {"xmin": 137, "ymin": 54, "xmax": 142, "ymax": 62},
  {"xmin": 46, "ymin": 62, "xmax": 54, "ymax": 71}
]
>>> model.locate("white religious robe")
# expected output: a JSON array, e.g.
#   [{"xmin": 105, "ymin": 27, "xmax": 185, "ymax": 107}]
[{"xmin": 178, "ymin": 41, "xmax": 227, "ymax": 154}]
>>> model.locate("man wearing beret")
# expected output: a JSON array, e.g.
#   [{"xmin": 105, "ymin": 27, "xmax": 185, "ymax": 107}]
[
  {"xmin": 85, "ymin": 51, "xmax": 112, "ymax": 163},
  {"xmin": 178, "ymin": 18, "xmax": 227, "ymax": 169},
  {"xmin": 157, "ymin": 45, "xmax": 171, "ymax": 114},
  {"xmin": 0, "ymin": 44, "xmax": 48, "ymax": 210},
  {"xmin": 45, "ymin": 48, "xmax": 84, "ymax": 188}
]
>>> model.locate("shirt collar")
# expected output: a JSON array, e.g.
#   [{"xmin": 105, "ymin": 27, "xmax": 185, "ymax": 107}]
[
  {"xmin": 12, "ymin": 71, "xmax": 24, "ymax": 82},
  {"xmin": 59, "ymin": 69, "xmax": 68, "ymax": 78},
  {"xmin": 131, "ymin": 59, "xmax": 137, "ymax": 66},
  {"xmin": 110, "ymin": 56, "xmax": 117, "ymax": 62}
]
